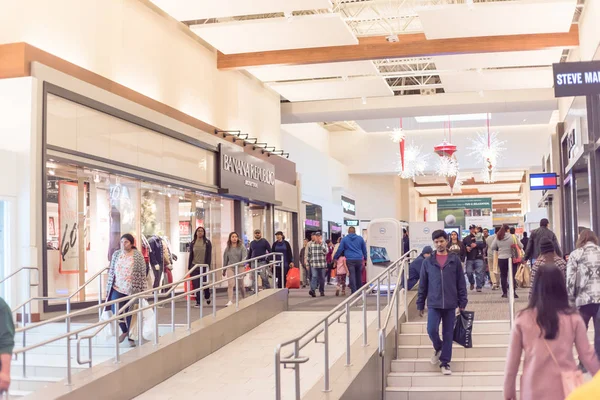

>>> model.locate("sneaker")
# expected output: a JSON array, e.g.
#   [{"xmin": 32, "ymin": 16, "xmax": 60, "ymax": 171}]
[
  {"xmin": 430, "ymin": 350, "xmax": 441, "ymax": 365},
  {"xmin": 320, "ymin": 292, "xmax": 325, "ymax": 297},
  {"xmin": 470, "ymin": 284, "xmax": 474, "ymax": 291},
  {"xmin": 309, "ymin": 290, "xmax": 316, "ymax": 298},
  {"xmin": 206, "ymin": 299, "xmax": 211, "ymax": 306},
  {"xmin": 501, "ymin": 293, "xmax": 508, "ymax": 298},
  {"xmin": 476, "ymin": 288, "xmax": 482, "ymax": 293},
  {"xmin": 193, "ymin": 303, "xmax": 200, "ymax": 308},
  {"xmin": 440, "ymin": 364, "xmax": 452, "ymax": 375},
  {"xmin": 514, "ymin": 293, "xmax": 519, "ymax": 299},
  {"xmin": 335, "ymin": 289, "xmax": 340, "ymax": 297},
  {"xmin": 327, "ymin": 282, "xmax": 335, "ymax": 286},
  {"xmin": 226, "ymin": 301, "xmax": 233, "ymax": 307}
]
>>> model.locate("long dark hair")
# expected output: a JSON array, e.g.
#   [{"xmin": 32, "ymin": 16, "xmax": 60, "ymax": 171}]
[
  {"xmin": 191, "ymin": 226, "xmax": 208, "ymax": 245},
  {"xmin": 120, "ymin": 233, "xmax": 137, "ymax": 250},
  {"xmin": 496, "ymin": 224, "xmax": 509, "ymax": 241},
  {"xmin": 227, "ymin": 232, "xmax": 241, "ymax": 249},
  {"xmin": 525, "ymin": 264, "xmax": 576, "ymax": 339}
]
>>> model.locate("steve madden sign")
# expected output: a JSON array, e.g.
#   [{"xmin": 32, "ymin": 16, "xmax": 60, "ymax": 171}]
[
  {"xmin": 553, "ymin": 61, "xmax": 600, "ymax": 98},
  {"xmin": 218, "ymin": 144, "xmax": 276, "ymax": 204}
]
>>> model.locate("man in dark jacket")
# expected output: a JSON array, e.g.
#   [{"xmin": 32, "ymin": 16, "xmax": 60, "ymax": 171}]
[
  {"xmin": 417, "ymin": 230, "xmax": 468, "ymax": 376},
  {"xmin": 403, "ymin": 246, "xmax": 433, "ymax": 290},
  {"xmin": 524, "ymin": 218, "xmax": 561, "ymax": 264},
  {"xmin": 463, "ymin": 225, "xmax": 485, "ymax": 292},
  {"xmin": 0, "ymin": 297, "xmax": 14, "ymax": 393},
  {"xmin": 334, "ymin": 227, "xmax": 367, "ymax": 294},
  {"xmin": 247, "ymin": 229, "xmax": 272, "ymax": 289},
  {"xmin": 403, "ymin": 228, "xmax": 410, "ymax": 254}
]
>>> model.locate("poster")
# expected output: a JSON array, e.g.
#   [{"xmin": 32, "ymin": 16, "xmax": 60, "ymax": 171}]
[
  {"xmin": 409, "ymin": 221, "xmax": 444, "ymax": 254},
  {"xmin": 366, "ymin": 218, "xmax": 403, "ymax": 280},
  {"xmin": 437, "ymin": 198, "xmax": 493, "ymax": 236},
  {"xmin": 58, "ymin": 181, "xmax": 79, "ymax": 273}
]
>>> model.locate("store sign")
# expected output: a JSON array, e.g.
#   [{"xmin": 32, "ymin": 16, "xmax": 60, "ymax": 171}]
[
  {"xmin": 552, "ymin": 61, "xmax": 600, "ymax": 97},
  {"xmin": 341, "ymin": 196, "xmax": 356, "ymax": 216},
  {"xmin": 218, "ymin": 144, "xmax": 276, "ymax": 204},
  {"xmin": 345, "ymin": 219, "xmax": 359, "ymax": 227},
  {"xmin": 305, "ymin": 219, "xmax": 321, "ymax": 228}
]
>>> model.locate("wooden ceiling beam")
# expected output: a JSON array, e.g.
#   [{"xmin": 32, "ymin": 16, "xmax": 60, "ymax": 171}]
[{"xmin": 217, "ymin": 24, "xmax": 579, "ymax": 70}]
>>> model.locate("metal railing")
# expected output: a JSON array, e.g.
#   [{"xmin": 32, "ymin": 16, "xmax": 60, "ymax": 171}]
[
  {"xmin": 273, "ymin": 250, "xmax": 416, "ymax": 400},
  {"xmin": 508, "ymin": 258, "xmax": 515, "ymax": 328},
  {"xmin": 377, "ymin": 252, "xmax": 415, "ymax": 400},
  {"xmin": 0, "ymin": 267, "xmax": 39, "ymax": 324},
  {"xmin": 12, "ymin": 253, "xmax": 284, "ymax": 385}
]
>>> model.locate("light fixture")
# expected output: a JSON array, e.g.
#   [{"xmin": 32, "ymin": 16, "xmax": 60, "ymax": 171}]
[
  {"xmin": 416, "ymin": 113, "xmax": 489, "ymax": 123},
  {"xmin": 93, "ymin": 172, "xmax": 101, "ymax": 183},
  {"xmin": 48, "ymin": 168, "xmax": 55, "ymax": 176},
  {"xmin": 361, "ymin": 96, "xmax": 367, "ymax": 105}
]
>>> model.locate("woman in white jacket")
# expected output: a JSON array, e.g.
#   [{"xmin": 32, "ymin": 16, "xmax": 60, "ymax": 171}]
[{"xmin": 491, "ymin": 224, "xmax": 522, "ymax": 299}]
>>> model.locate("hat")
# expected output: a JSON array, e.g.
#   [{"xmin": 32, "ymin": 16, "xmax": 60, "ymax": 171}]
[
  {"xmin": 422, "ymin": 246, "xmax": 433, "ymax": 255},
  {"xmin": 540, "ymin": 238, "xmax": 554, "ymax": 254},
  {"xmin": 315, "ymin": 232, "xmax": 322, "ymax": 236},
  {"xmin": 469, "ymin": 224, "xmax": 477, "ymax": 230},
  {"xmin": 254, "ymin": 229, "xmax": 261, "ymax": 234}
]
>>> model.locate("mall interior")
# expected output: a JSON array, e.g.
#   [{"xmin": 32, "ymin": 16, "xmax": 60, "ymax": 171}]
[{"xmin": 0, "ymin": 0, "xmax": 600, "ymax": 399}]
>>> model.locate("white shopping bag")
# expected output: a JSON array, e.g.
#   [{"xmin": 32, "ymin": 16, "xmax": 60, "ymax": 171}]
[
  {"xmin": 243, "ymin": 271, "xmax": 253, "ymax": 288},
  {"xmin": 128, "ymin": 300, "xmax": 156, "ymax": 342},
  {"xmin": 100, "ymin": 310, "xmax": 115, "ymax": 341}
]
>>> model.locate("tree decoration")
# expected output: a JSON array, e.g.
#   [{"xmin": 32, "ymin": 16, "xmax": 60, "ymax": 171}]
[
  {"xmin": 397, "ymin": 143, "xmax": 429, "ymax": 181},
  {"xmin": 467, "ymin": 114, "xmax": 506, "ymax": 183}
]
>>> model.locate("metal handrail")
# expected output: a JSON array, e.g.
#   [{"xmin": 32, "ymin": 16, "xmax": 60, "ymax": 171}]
[
  {"xmin": 0, "ymin": 266, "xmax": 38, "ymax": 286},
  {"xmin": 13, "ymin": 253, "xmax": 284, "ymax": 386},
  {"xmin": 274, "ymin": 249, "xmax": 417, "ymax": 400},
  {"xmin": 508, "ymin": 258, "xmax": 515, "ymax": 328},
  {"xmin": 1, "ymin": 267, "xmax": 39, "ymax": 325}
]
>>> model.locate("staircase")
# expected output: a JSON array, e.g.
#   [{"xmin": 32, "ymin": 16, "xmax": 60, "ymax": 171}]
[
  {"xmin": 386, "ymin": 320, "xmax": 514, "ymax": 400},
  {"xmin": 9, "ymin": 321, "xmax": 140, "ymax": 398}
]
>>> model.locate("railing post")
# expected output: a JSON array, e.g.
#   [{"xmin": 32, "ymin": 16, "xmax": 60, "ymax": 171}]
[
  {"xmin": 199, "ymin": 266, "xmax": 204, "ymax": 320},
  {"xmin": 362, "ymin": 290, "xmax": 368, "ymax": 347},
  {"xmin": 137, "ymin": 298, "xmax": 144, "ymax": 346},
  {"xmin": 66, "ymin": 298, "xmax": 72, "ymax": 385},
  {"xmin": 508, "ymin": 258, "xmax": 515, "ymax": 328},
  {"xmin": 153, "ymin": 290, "xmax": 159, "ymax": 346},
  {"xmin": 345, "ymin": 302, "xmax": 351, "ymax": 366},
  {"xmin": 212, "ymin": 270, "xmax": 217, "ymax": 317},
  {"xmin": 294, "ymin": 341, "xmax": 301, "ymax": 400},
  {"xmin": 186, "ymin": 291, "xmax": 191, "ymax": 330},
  {"xmin": 171, "ymin": 290, "xmax": 176, "ymax": 332},
  {"xmin": 235, "ymin": 265, "xmax": 239, "ymax": 310},
  {"xmin": 323, "ymin": 320, "xmax": 330, "ymax": 392},
  {"xmin": 254, "ymin": 259, "xmax": 259, "ymax": 295},
  {"xmin": 21, "ymin": 304, "xmax": 26, "ymax": 378},
  {"xmin": 26, "ymin": 270, "xmax": 32, "ymax": 326},
  {"xmin": 376, "ymin": 278, "xmax": 381, "ymax": 330},
  {"xmin": 114, "ymin": 318, "xmax": 120, "ymax": 364},
  {"xmin": 98, "ymin": 273, "xmax": 103, "ymax": 321},
  {"xmin": 395, "ymin": 276, "xmax": 400, "ymax": 359},
  {"xmin": 386, "ymin": 270, "xmax": 391, "ymax": 306},
  {"xmin": 280, "ymin": 253, "xmax": 285, "ymax": 290},
  {"xmin": 274, "ymin": 348, "xmax": 282, "ymax": 400},
  {"xmin": 404, "ymin": 259, "xmax": 409, "ymax": 323}
]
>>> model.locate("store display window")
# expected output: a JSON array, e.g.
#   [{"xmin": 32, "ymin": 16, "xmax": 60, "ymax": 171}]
[
  {"xmin": 274, "ymin": 209, "xmax": 293, "ymax": 242},
  {"xmin": 44, "ymin": 160, "xmax": 234, "ymax": 307},
  {"xmin": 243, "ymin": 203, "xmax": 267, "ymax": 248}
]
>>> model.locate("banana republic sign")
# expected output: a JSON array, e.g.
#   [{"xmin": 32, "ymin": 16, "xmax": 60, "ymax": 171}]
[{"xmin": 218, "ymin": 144, "xmax": 276, "ymax": 204}]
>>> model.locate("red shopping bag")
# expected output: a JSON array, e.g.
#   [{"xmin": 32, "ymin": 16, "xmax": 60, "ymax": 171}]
[{"xmin": 286, "ymin": 267, "xmax": 300, "ymax": 289}]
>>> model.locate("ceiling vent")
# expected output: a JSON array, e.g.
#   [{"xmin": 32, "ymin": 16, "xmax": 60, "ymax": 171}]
[{"xmin": 420, "ymin": 88, "xmax": 437, "ymax": 95}]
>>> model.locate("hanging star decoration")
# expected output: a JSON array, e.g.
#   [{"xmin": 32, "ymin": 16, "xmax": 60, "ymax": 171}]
[
  {"xmin": 468, "ymin": 116, "xmax": 506, "ymax": 183},
  {"xmin": 389, "ymin": 127, "xmax": 405, "ymax": 143},
  {"xmin": 436, "ymin": 154, "xmax": 459, "ymax": 178},
  {"xmin": 396, "ymin": 143, "xmax": 429, "ymax": 181}
]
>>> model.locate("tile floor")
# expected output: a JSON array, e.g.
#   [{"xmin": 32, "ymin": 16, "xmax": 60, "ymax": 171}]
[{"xmin": 135, "ymin": 310, "xmax": 376, "ymax": 400}]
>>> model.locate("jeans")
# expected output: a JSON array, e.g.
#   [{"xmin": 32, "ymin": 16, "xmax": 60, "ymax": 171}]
[
  {"xmin": 256, "ymin": 261, "xmax": 271, "ymax": 289},
  {"xmin": 109, "ymin": 289, "xmax": 132, "ymax": 334},
  {"xmin": 310, "ymin": 268, "xmax": 326, "ymax": 294},
  {"xmin": 465, "ymin": 259, "xmax": 485, "ymax": 289},
  {"xmin": 579, "ymin": 303, "xmax": 600, "ymax": 358},
  {"xmin": 498, "ymin": 259, "xmax": 517, "ymax": 295},
  {"xmin": 326, "ymin": 262, "xmax": 334, "ymax": 284},
  {"xmin": 427, "ymin": 308, "xmax": 456, "ymax": 365},
  {"xmin": 347, "ymin": 260, "xmax": 363, "ymax": 293},
  {"xmin": 190, "ymin": 265, "xmax": 211, "ymax": 305},
  {"xmin": 274, "ymin": 262, "xmax": 288, "ymax": 289}
]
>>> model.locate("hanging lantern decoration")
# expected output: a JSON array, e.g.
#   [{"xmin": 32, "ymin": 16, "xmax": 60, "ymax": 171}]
[
  {"xmin": 468, "ymin": 113, "xmax": 505, "ymax": 183},
  {"xmin": 390, "ymin": 119, "xmax": 406, "ymax": 170},
  {"xmin": 434, "ymin": 121, "xmax": 460, "ymax": 193}
]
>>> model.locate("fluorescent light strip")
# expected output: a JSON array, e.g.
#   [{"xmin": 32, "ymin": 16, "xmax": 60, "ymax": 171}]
[{"xmin": 415, "ymin": 113, "xmax": 491, "ymax": 123}]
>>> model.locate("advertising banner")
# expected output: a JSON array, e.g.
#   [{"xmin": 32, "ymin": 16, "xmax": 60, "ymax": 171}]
[
  {"xmin": 366, "ymin": 218, "xmax": 403, "ymax": 280},
  {"xmin": 58, "ymin": 181, "xmax": 80, "ymax": 273},
  {"xmin": 437, "ymin": 198, "xmax": 493, "ymax": 235},
  {"xmin": 409, "ymin": 221, "xmax": 444, "ymax": 254}
]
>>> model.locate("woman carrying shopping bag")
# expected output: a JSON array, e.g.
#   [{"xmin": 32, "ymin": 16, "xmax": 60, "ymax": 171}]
[{"xmin": 105, "ymin": 233, "xmax": 147, "ymax": 346}]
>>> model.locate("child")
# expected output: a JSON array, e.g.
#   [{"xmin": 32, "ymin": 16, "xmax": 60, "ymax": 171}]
[{"xmin": 335, "ymin": 255, "xmax": 349, "ymax": 296}]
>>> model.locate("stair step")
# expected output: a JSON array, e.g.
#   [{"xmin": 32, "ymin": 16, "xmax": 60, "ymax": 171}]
[
  {"xmin": 398, "ymin": 344, "xmax": 509, "ymax": 359},
  {"xmin": 400, "ymin": 321, "xmax": 510, "ymax": 334},
  {"xmin": 385, "ymin": 386, "xmax": 512, "ymax": 400},
  {"xmin": 11, "ymin": 375, "xmax": 62, "ymax": 392},
  {"xmin": 391, "ymin": 358, "xmax": 508, "ymax": 373},
  {"xmin": 398, "ymin": 332, "xmax": 510, "ymax": 346},
  {"xmin": 387, "ymin": 371, "xmax": 516, "ymax": 388}
]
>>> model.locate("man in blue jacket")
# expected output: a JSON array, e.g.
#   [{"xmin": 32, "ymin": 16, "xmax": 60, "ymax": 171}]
[
  {"xmin": 417, "ymin": 230, "xmax": 468, "ymax": 376},
  {"xmin": 334, "ymin": 227, "xmax": 367, "ymax": 293},
  {"xmin": 403, "ymin": 246, "xmax": 433, "ymax": 290}
]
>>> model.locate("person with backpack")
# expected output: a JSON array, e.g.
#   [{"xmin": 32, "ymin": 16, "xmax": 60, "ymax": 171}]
[
  {"xmin": 0, "ymin": 296, "xmax": 14, "ymax": 393},
  {"xmin": 491, "ymin": 224, "xmax": 523, "ymax": 299},
  {"xmin": 530, "ymin": 238, "xmax": 567, "ymax": 299},
  {"xmin": 504, "ymin": 265, "xmax": 599, "ymax": 400},
  {"xmin": 334, "ymin": 227, "xmax": 367, "ymax": 294}
]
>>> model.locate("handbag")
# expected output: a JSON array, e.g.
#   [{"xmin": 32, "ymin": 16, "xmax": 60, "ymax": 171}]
[
  {"xmin": 511, "ymin": 235, "xmax": 523, "ymax": 264},
  {"xmin": 543, "ymin": 337, "xmax": 584, "ymax": 397},
  {"xmin": 100, "ymin": 309, "xmax": 115, "ymax": 341},
  {"xmin": 453, "ymin": 310, "xmax": 475, "ymax": 348}
]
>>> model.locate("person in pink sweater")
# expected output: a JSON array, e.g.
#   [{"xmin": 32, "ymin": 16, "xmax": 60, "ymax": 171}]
[{"xmin": 504, "ymin": 265, "xmax": 600, "ymax": 400}]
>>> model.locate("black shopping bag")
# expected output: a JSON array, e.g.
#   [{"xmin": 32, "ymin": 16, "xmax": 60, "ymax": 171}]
[{"xmin": 453, "ymin": 310, "xmax": 475, "ymax": 348}]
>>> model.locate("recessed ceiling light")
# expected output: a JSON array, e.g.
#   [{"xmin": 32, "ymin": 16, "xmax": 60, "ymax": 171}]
[
  {"xmin": 415, "ymin": 113, "xmax": 490, "ymax": 123},
  {"xmin": 523, "ymin": 119, "xmax": 527, "ymax": 122}
]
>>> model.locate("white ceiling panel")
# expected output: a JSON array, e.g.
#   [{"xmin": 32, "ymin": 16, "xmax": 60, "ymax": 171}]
[
  {"xmin": 269, "ymin": 77, "xmax": 393, "ymax": 102},
  {"xmin": 440, "ymin": 67, "xmax": 554, "ymax": 93},
  {"xmin": 246, "ymin": 61, "xmax": 378, "ymax": 82},
  {"xmin": 150, "ymin": 0, "xmax": 332, "ymax": 21},
  {"xmin": 190, "ymin": 14, "xmax": 357, "ymax": 55},
  {"xmin": 432, "ymin": 49, "xmax": 563, "ymax": 71},
  {"xmin": 418, "ymin": 0, "xmax": 576, "ymax": 39}
]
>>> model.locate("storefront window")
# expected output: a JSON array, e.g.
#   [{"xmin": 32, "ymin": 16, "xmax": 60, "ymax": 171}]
[
  {"xmin": 243, "ymin": 203, "xmax": 267, "ymax": 247},
  {"xmin": 45, "ymin": 161, "xmax": 233, "ymax": 306},
  {"xmin": 274, "ymin": 209, "xmax": 293, "ymax": 241},
  {"xmin": 574, "ymin": 168, "xmax": 591, "ymax": 232}
]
